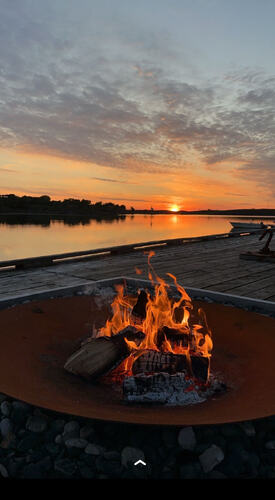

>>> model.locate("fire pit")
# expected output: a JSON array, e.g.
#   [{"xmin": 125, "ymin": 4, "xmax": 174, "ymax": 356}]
[
  {"xmin": 64, "ymin": 265, "xmax": 220, "ymax": 407},
  {"xmin": 0, "ymin": 275, "xmax": 275, "ymax": 426}
]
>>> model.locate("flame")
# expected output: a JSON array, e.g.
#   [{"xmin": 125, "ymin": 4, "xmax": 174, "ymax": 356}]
[{"xmin": 98, "ymin": 253, "xmax": 213, "ymax": 380}]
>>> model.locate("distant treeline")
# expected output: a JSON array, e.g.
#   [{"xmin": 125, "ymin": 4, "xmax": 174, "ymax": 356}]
[
  {"xmin": 186, "ymin": 208, "xmax": 275, "ymax": 216},
  {"xmin": 134, "ymin": 208, "xmax": 275, "ymax": 216},
  {"xmin": 0, "ymin": 194, "xmax": 126, "ymax": 215}
]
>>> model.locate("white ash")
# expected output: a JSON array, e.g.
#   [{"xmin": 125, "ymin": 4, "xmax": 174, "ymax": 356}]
[{"xmin": 122, "ymin": 372, "xmax": 225, "ymax": 406}]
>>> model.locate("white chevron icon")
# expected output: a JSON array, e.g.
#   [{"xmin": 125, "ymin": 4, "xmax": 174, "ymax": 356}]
[{"xmin": 134, "ymin": 460, "xmax": 146, "ymax": 466}]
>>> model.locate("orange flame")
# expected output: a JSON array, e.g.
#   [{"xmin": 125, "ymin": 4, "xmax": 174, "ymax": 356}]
[{"xmin": 98, "ymin": 253, "xmax": 213, "ymax": 379}]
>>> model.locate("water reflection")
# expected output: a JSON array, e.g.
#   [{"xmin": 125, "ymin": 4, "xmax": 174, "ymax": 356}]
[
  {"xmin": 0, "ymin": 213, "xmax": 275, "ymax": 261},
  {"xmin": 0, "ymin": 214, "xmax": 126, "ymax": 227}
]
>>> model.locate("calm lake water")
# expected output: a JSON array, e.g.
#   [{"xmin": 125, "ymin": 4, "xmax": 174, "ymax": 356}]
[{"xmin": 0, "ymin": 214, "xmax": 274, "ymax": 261}]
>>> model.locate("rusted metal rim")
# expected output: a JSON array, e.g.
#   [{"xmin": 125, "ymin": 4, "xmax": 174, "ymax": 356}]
[{"xmin": 0, "ymin": 294, "xmax": 275, "ymax": 426}]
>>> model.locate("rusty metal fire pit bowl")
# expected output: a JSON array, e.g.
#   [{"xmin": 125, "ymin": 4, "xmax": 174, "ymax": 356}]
[{"xmin": 0, "ymin": 277, "xmax": 275, "ymax": 426}]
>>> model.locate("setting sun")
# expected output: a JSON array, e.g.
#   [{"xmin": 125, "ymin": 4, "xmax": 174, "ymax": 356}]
[{"xmin": 170, "ymin": 205, "xmax": 180, "ymax": 212}]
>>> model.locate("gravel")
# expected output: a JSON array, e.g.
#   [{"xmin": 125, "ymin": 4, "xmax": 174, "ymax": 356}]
[{"xmin": 1, "ymin": 392, "xmax": 275, "ymax": 478}]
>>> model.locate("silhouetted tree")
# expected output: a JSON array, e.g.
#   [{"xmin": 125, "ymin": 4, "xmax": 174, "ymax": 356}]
[{"xmin": 0, "ymin": 194, "xmax": 127, "ymax": 216}]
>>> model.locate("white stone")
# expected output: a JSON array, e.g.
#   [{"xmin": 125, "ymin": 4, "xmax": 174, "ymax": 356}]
[
  {"xmin": 0, "ymin": 418, "xmax": 13, "ymax": 438},
  {"xmin": 199, "ymin": 445, "xmax": 224, "ymax": 473},
  {"xmin": 26, "ymin": 415, "xmax": 47, "ymax": 433},
  {"xmin": 0, "ymin": 464, "xmax": 8, "ymax": 478},
  {"xmin": 63, "ymin": 421, "xmax": 80, "ymax": 435},
  {"xmin": 84, "ymin": 443, "xmax": 105, "ymax": 455},
  {"xmin": 0, "ymin": 401, "xmax": 11, "ymax": 417},
  {"xmin": 178, "ymin": 427, "xmax": 196, "ymax": 451},
  {"xmin": 65, "ymin": 438, "xmax": 88, "ymax": 449},
  {"xmin": 265, "ymin": 440, "xmax": 275, "ymax": 450},
  {"xmin": 239, "ymin": 421, "xmax": 256, "ymax": 437},
  {"xmin": 55, "ymin": 434, "xmax": 63, "ymax": 445}
]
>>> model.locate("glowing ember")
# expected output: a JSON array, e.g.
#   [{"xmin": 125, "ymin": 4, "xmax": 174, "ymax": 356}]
[{"xmin": 97, "ymin": 251, "xmax": 213, "ymax": 383}]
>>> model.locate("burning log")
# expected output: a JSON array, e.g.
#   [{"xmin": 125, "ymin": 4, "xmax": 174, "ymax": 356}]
[
  {"xmin": 156, "ymin": 326, "xmax": 190, "ymax": 349},
  {"xmin": 64, "ymin": 337, "xmax": 127, "ymax": 380},
  {"xmin": 132, "ymin": 350, "xmax": 188, "ymax": 376},
  {"xmin": 64, "ymin": 326, "xmax": 144, "ymax": 380},
  {"xmin": 132, "ymin": 349, "xmax": 209, "ymax": 383},
  {"xmin": 191, "ymin": 355, "xmax": 210, "ymax": 383},
  {"xmin": 123, "ymin": 372, "xmax": 208, "ymax": 405}
]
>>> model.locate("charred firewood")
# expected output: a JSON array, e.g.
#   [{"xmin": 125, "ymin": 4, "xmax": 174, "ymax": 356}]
[
  {"xmin": 64, "ymin": 326, "xmax": 144, "ymax": 380},
  {"xmin": 114, "ymin": 325, "xmax": 145, "ymax": 344},
  {"xmin": 190, "ymin": 355, "xmax": 209, "ymax": 383},
  {"xmin": 123, "ymin": 372, "xmax": 208, "ymax": 405},
  {"xmin": 131, "ymin": 349, "xmax": 209, "ymax": 383},
  {"xmin": 156, "ymin": 326, "xmax": 190, "ymax": 349},
  {"xmin": 131, "ymin": 289, "xmax": 148, "ymax": 321},
  {"xmin": 81, "ymin": 325, "xmax": 145, "ymax": 347},
  {"xmin": 132, "ymin": 350, "xmax": 189, "ymax": 376}
]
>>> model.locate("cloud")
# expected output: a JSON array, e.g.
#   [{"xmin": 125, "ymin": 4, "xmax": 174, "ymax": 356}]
[
  {"xmin": 236, "ymin": 157, "xmax": 275, "ymax": 198},
  {"xmin": 0, "ymin": 165, "xmax": 18, "ymax": 173},
  {"xmin": 0, "ymin": 184, "xmax": 70, "ymax": 198},
  {"xmin": 90, "ymin": 176, "xmax": 136, "ymax": 184},
  {"xmin": 224, "ymin": 192, "xmax": 248, "ymax": 197},
  {"xmin": 0, "ymin": 1, "xmax": 275, "ymax": 202},
  {"xmin": 1, "ymin": 60, "xmax": 275, "ymax": 187},
  {"xmin": 238, "ymin": 88, "xmax": 275, "ymax": 107},
  {"xmin": 99, "ymin": 196, "xmax": 148, "ymax": 203}
]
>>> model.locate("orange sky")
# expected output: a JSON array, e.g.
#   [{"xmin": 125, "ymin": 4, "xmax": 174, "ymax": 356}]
[{"xmin": 0, "ymin": 146, "xmax": 273, "ymax": 211}]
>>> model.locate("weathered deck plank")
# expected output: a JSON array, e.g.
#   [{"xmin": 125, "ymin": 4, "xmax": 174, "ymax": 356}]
[
  {"xmin": 0, "ymin": 269, "xmax": 92, "ymax": 299},
  {"xmin": 0, "ymin": 233, "xmax": 274, "ymax": 302},
  {"xmin": 42, "ymin": 238, "xmax": 264, "ymax": 280}
]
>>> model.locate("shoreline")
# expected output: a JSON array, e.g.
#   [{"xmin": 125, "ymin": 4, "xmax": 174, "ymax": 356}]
[{"xmin": 0, "ymin": 211, "xmax": 275, "ymax": 219}]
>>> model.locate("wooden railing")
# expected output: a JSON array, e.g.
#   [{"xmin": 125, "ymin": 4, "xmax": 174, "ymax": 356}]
[{"xmin": 0, "ymin": 229, "xmax": 267, "ymax": 270}]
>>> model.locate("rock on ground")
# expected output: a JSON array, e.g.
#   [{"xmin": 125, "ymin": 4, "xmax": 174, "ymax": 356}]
[
  {"xmin": 178, "ymin": 427, "xmax": 197, "ymax": 451},
  {"xmin": 199, "ymin": 444, "xmax": 225, "ymax": 473}
]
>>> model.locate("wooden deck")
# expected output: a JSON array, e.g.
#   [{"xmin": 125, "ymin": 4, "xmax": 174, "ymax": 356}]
[{"xmin": 0, "ymin": 231, "xmax": 275, "ymax": 303}]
